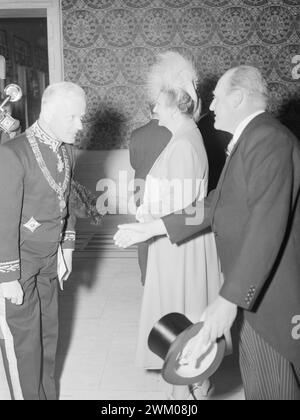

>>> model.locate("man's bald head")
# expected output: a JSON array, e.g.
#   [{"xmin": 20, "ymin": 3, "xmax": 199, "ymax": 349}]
[
  {"xmin": 225, "ymin": 66, "xmax": 268, "ymax": 108},
  {"xmin": 210, "ymin": 65, "xmax": 268, "ymax": 134},
  {"xmin": 39, "ymin": 82, "xmax": 86, "ymax": 144},
  {"xmin": 41, "ymin": 82, "xmax": 86, "ymax": 114}
]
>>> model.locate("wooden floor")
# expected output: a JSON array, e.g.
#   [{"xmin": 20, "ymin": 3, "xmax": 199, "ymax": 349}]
[{"xmin": 0, "ymin": 216, "xmax": 244, "ymax": 400}]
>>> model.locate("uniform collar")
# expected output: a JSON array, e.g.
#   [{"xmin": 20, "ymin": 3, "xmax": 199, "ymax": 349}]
[{"xmin": 31, "ymin": 121, "xmax": 62, "ymax": 153}]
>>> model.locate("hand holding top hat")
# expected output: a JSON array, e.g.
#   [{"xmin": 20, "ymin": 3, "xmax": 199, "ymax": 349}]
[
  {"xmin": 178, "ymin": 332, "xmax": 213, "ymax": 367},
  {"xmin": 148, "ymin": 296, "xmax": 237, "ymax": 385},
  {"xmin": 179, "ymin": 296, "xmax": 237, "ymax": 367}
]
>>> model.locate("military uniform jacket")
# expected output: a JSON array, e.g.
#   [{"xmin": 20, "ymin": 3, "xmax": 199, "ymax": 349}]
[
  {"xmin": 0, "ymin": 122, "xmax": 76, "ymax": 283},
  {"xmin": 163, "ymin": 113, "xmax": 300, "ymax": 369}
]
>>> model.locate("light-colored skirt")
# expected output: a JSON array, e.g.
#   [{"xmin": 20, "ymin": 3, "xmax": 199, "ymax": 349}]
[{"xmin": 135, "ymin": 230, "xmax": 224, "ymax": 369}]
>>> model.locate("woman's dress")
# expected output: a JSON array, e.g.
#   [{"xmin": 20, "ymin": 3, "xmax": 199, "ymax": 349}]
[{"xmin": 135, "ymin": 119, "xmax": 223, "ymax": 369}]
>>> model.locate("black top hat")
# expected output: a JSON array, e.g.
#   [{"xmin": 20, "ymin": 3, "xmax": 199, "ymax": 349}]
[{"xmin": 148, "ymin": 312, "xmax": 226, "ymax": 385}]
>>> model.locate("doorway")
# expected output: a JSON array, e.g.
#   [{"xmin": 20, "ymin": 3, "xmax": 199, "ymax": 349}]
[
  {"xmin": 0, "ymin": 0, "xmax": 64, "ymax": 131},
  {"xmin": 0, "ymin": 17, "xmax": 48, "ymax": 128}
]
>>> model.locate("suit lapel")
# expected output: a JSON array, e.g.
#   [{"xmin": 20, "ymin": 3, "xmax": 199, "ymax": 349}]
[{"xmin": 210, "ymin": 150, "xmax": 235, "ymax": 218}]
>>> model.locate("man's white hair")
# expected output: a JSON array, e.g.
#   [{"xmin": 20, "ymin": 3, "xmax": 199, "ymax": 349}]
[
  {"xmin": 227, "ymin": 65, "xmax": 268, "ymax": 106},
  {"xmin": 41, "ymin": 82, "xmax": 85, "ymax": 110}
]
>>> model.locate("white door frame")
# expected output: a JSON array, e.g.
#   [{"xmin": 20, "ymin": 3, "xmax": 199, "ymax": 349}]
[{"xmin": 0, "ymin": 0, "xmax": 64, "ymax": 83}]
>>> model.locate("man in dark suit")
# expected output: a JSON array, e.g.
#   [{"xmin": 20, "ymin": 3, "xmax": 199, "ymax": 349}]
[
  {"xmin": 115, "ymin": 66, "xmax": 300, "ymax": 400},
  {"xmin": 129, "ymin": 115, "xmax": 171, "ymax": 285}
]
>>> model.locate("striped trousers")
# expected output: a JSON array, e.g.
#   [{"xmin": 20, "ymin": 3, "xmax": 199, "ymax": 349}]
[{"xmin": 240, "ymin": 320, "xmax": 300, "ymax": 400}]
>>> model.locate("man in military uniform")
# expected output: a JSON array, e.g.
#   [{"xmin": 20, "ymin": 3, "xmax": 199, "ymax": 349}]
[{"xmin": 0, "ymin": 82, "xmax": 86, "ymax": 400}]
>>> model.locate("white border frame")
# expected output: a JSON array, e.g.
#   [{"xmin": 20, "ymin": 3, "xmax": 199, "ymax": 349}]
[{"xmin": 0, "ymin": 0, "xmax": 64, "ymax": 83}]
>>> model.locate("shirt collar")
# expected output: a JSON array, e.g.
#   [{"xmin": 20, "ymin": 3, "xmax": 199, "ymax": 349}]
[
  {"xmin": 226, "ymin": 110, "xmax": 265, "ymax": 156},
  {"xmin": 31, "ymin": 121, "xmax": 62, "ymax": 153}
]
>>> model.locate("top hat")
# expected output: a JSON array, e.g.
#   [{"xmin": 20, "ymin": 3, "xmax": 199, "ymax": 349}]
[{"xmin": 148, "ymin": 312, "xmax": 226, "ymax": 385}]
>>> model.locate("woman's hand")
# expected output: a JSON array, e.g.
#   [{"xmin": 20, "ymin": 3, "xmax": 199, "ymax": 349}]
[{"xmin": 114, "ymin": 219, "xmax": 167, "ymax": 248}]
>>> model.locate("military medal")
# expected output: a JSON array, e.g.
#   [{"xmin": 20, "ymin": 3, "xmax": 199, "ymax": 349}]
[
  {"xmin": 26, "ymin": 124, "xmax": 71, "ymax": 213},
  {"xmin": 59, "ymin": 199, "xmax": 66, "ymax": 211},
  {"xmin": 57, "ymin": 154, "xmax": 64, "ymax": 173}
]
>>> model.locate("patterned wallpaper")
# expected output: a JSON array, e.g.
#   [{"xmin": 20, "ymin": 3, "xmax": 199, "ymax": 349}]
[{"xmin": 62, "ymin": 0, "xmax": 300, "ymax": 149}]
